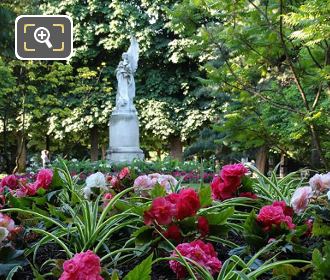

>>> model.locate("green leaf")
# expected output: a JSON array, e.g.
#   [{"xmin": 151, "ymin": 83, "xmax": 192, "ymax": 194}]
[
  {"xmin": 50, "ymin": 168, "xmax": 64, "ymax": 189},
  {"xmin": 203, "ymin": 207, "xmax": 234, "ymax": 225},
  {"xmin": 243, "ymin": 210, "xmax": 265, "ymax": 248},
  {"xmin": 36, "ymin": 188, "xmax": 46, "ymax": 196},
  {"xmin": 111, "ymin": 270, "xmax": 120, "ymax": 280},
  {"xmin": 198, "ymin": 186, "xmax": 212, "ymax": 207},
  {"xmin": 273, "ymin": 264, "xmax": 301, "ymax": 279},
  {"xmin": 150, "ymin": 184, "xmax": 166, "ymax": 199},
  {"xmin": 123, "ymin": 253, "xmax": 153, "ymax": 280},
  {"xmin": 312, "ymin": 219, "xmax": 330, "ymax": 237},
  {"xmin": 132, "ymin": 226, "xmax": 154, "ymax": 245}
]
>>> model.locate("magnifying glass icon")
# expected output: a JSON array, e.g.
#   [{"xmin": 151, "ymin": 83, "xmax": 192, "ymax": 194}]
[{"xmin": 34, "ymin": 27, "xmax": 53, "ymax": 48}]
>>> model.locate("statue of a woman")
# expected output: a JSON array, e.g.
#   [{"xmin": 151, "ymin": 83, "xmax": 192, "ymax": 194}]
[{"xmin": 115, "ymin": 37, "xmax": 139, "ymax": 111}]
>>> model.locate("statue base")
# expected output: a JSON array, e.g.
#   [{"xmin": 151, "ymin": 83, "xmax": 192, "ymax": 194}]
[{"xmin": 107, "ymin": 109, "xmax": 144, "ymax": 164}]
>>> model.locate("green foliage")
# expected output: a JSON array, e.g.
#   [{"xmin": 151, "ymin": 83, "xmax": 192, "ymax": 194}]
[
  {"xmin": 198, "ymin": 185, "xmax": 212, "ymax": 207},
  {"xmin": 243, "ymin": 210, "xmax": 264, "ymax": 248},
  {"xmin": 123, "ymin": 253, "xmax": 153, "ymax": 280},
  {"xmin": 249, "ymin": 164, "xmax": 304, "ymax": 203},
  {"xmin": 167, "ymin": 0, "xmax": 330, "ymax": 167},
  {"xmin": 150, "ymin": 184, "xmax": 167, "ymax": 199},
  {"xmin": 312, "ymin": 241, "xmax": 330, "ymax": 280}
]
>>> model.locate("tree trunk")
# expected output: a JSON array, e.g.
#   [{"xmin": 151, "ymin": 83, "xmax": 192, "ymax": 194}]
[
  {"xmin": 46, "ymin": 134, "xmax": 50, "ymax": 151},
  {"xmin": 13, "ymin": 131, "xmax": 26, "ymax": 173},
  {"xmin": 255, "ymin": 146, "xmax": 268, "ymax": 174},
  {"xmin": 280, "ymin": 153, "xmax": 287, "ymax": 178},
  {"xmin": 101, "ymin": 144, "xmax": 106, "ymax": 160},
  {"xmin": 157, "ymin": 149, "xmax": 161, "ymax": 159},
  {"xmin": 2, "ymin": 115, "xmax": 10, "ymax": 173},
  {"xmin": 169, "ymin": 135, "xmax": 183, "ymax": 161},
  {"xmin": 309, "ymin": 124, "xmax": 327, "ymax": 169},
  {"xmin": 90, "ymin": 126, "xmax": 99, "ymax": 161}
]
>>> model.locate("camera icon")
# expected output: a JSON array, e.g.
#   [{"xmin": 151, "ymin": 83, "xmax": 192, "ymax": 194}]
[{"xmin": 15, "ymin": 15, "xmax": 73, "ymax": 60}]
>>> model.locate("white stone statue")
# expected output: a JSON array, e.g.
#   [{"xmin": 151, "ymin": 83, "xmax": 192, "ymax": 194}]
[
  {"xmin": 107, "ymin": 36, "xmax": 144, "ymax": 163},
  {"xmin": 115, "ymin": 37, "xmax": 139, "ymax": 111}
]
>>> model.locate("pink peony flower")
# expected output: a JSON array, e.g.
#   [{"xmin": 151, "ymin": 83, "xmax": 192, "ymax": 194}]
[
  {"xmin": 170, "ymin": 240, "xmax": 222, "ymax": 278},
  {"xmin": 0, "ymin": 175, "xmax": 19, "ymax": 189},
  {"xmin": 16, "ymin": 183, "xmax": 38, "ymax": 197},
  {"xmin": 133, "ymin": 175, "xmax": 153, "ymax": 196},
  {"xmin": 221, "ymin": 163, "xmax": 248, "ymax": 182},
  {"xmin": 211, "ymin": 163, "xmax": 248, "ymax": 200},
  {"xmin": 110, "ymin": 177, "xmax": 120, "ymax": 189},
  {"xmin": 304, "ymin": 219, "xmax": 313, "ymax": 237},
  {"xmin": 309, "ymin": 173, "xmax": 330, "ymax": 192},
  {"xmin": 257, "ymin": 201, "xmax": 295, "ymax": 232},
  {"xmin": 290, "ymin": 186, "xmax": 313, "ymax": 214},
  {"xmin": 164, "ymin": 224, "xmax": 182, "ymax": 241},
  {"xmin": 102, "ymin": 193, "xmax": 113, "ymax": 208},
  {"xmin": 134, "ymin": 175, "xmax": 153, "ymax": 189},
  {"xmin": 157, "ymin": 175, "xmax": 178, "ymax": 192},
  {"xmin": 197, "ymin": 216, "xmax": 209, "ymax": 237},
  {"xmin": 33, "ymin": 169, "xmax": 53, "ymax": 190},
  {"xmin": 272, "ymin": 201, "xmax": 294, "ymax": 217},
  {"xmin": 173, "ymin": 188, "xmax": 200, "ymax": 220},
  {"xmin": 59, "ymin": 250, "xmax": 103, "ymax": 280},
  {"xmin": 118, "ymin": 167, "xmax": 130, "ymax": 180},
  {"xmin": 144, "ymin": 197, "xmax": 176, "ymax": 225}
]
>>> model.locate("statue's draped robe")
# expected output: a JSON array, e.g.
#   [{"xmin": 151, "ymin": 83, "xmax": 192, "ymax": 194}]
[{"xmin": 116, "ymin": 60, "xmax": 136, "ymax": 110}]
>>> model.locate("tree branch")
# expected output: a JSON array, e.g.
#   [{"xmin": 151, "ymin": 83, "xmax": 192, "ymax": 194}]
[
  {"xmin": 279, "ymin": 0, "xmax": 310, "ymax": 111},
  {"xmin": 306, "ymin": 46, "xmax": 322, "ymax": 69}
]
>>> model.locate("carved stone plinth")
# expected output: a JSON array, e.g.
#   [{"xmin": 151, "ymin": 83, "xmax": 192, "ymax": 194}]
[{"xmin": 107, "ymin": 109, "xmax": 144, "ymax": 163}]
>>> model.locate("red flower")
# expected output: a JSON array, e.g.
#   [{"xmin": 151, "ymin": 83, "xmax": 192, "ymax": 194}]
[
  {"xmin": 110, "ymin": 177, "xmax": 120, "ymax": 189},
  {"xmin": 144, "ymin": 197, "xmax": 176, "ymax": 225},
  {"xmin": 304, "ymin": 219, "xmax": 313, "ymax": 237},
  {"xmin": 239, "ymin": 192, "xmax": 258, "ymax": 199},
  {"xmin": 0, "ymin": 175, "xmax": 18, "ymax": 189},
  {"xmin": 257, "ymin": 201, "xmax": 295, "ymax": 232},
  {"xmin": 0, "ymin": 194, "xmax": 5, "ymax": 208},
  {"xmin": 118, "ymin": 167, "xmax": 130, "ymax": 180},
  {"xmin": 174, "ymin": 188, "xmax": 201, "ymax": 220},
  {"xmin": 102, "ymin": 193, "xmax": 113, "ymax": 208},
  {"xmin": 273, "ymin": 201, "xmax": 293, "ymax": 217},
  {"xmin": 164, "ymin": 224, "xmax": 182, "ymax": 241},
  {"xmin": 170, "ymin": 240, "xmax": 222, "ymax": 278},
  {"xmin": 221, "ymin": 163, "xmax": 248, "ymax": 179},
  {"xmin": 165, "ymin": 193, "xmax": 180, "ymax": 204},
  {"xmin": 211, "ymin": 163, "xmax": 248, "ymax": 201},
  {"xmin": 60, "ymin": 250, "xmax": 103, "ymax": 280},
  {"xmin": 197, "ymin": 216, "xmax": 209, "ymax": 236},
  {"xmin": 33, "ymin": 169, "xmax": 53, "ymax": 190}
]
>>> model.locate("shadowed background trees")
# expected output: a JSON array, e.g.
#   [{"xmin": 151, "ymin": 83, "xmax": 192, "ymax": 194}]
[{"xmin": 0, "ymin": 0, "xmax": 329, "ymax": 173}]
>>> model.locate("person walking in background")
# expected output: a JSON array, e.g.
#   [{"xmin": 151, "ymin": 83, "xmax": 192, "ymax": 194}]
[{"xmin": 41, "ymin": 150, "xmax": 50, "ymax": 168}]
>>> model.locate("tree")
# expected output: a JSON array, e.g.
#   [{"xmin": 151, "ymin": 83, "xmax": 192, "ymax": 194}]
[
  {"xmin": 168, "ymin": 0, "xmax": 330, "ymax": 169},
  {"xmin": 38, "ymin": 0, "xmax": 219, "ymax": 160}
]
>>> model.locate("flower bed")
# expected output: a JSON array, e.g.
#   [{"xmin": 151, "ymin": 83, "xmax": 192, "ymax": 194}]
[{"xmin": 0, "ymin": 162, "xmax": 329, "ymax": 279}]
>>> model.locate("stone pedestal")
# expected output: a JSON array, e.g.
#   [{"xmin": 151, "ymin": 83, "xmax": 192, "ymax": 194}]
[{"xmin": 107, "ymin": 109, "xmax": 144, "ymax": 163}]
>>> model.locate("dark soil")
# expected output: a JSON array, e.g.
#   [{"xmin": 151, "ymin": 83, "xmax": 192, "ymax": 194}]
[{"xmin": 11, "ymin": 243, "xmax": 66, "ymax": 280}]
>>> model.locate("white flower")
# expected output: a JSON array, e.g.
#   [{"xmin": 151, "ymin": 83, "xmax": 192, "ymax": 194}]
[
  {"xmin": 290, "ymin": 186, "xmax": 313, "ymax": 214},
  {"xmin": 83, "ymin": 172, "xmax": 107, "ymax": 200},
  {"xmin": 0, "ymin": 227, "xmax": 9, "ymax": 243},
  {"xmin": 157, "ymin": 175, "xmax": 178, "ymax": 193},
  {"xmin": 327, "ymin": 190, "xmax": 330, "ymax": 201},
  {"xmin": 309, "ymin": 173, "xmax": 330, "ymax": 192}
]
